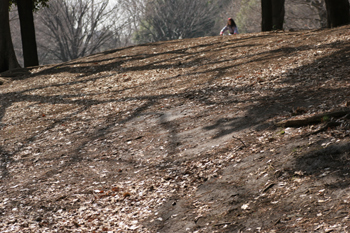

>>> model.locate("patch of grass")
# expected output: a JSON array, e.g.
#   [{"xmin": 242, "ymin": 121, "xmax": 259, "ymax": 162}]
[{"xmin": 277, "ymin": 129, "xmax": 285, "ymax": 135}]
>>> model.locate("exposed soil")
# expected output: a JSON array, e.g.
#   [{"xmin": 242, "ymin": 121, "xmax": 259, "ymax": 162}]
[{"xmin": 1, "ymin": 25, "xmax": 350, "ymax": 232}]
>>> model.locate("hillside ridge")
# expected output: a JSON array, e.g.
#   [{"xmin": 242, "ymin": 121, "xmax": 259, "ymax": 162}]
[{"xmin": 1, "ymin": 25, "xmax": 350, "ymax": 232}]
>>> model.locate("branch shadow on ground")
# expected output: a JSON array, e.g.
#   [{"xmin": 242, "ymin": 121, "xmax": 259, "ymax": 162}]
[
  {"xmin": 202, "ymin": 38, "xmax": 350, "ymax": 138},
  {"xmin": 0, "ymin": 26, "xmax": 350, "ymax": 231},
  {"xmin": 27, "ymin": 33, "xmax": 277, "ymax": 79},
  {"xmin": 143, "ymin": 29, "xmax": 350, "ymax": 232},
  {"xmin": 294, "ymin": 142, "xmax": 350, "ymax": 182},
  {"xmin": 1, "ymin": 28, "xmax": 349, "ymax": 180}
]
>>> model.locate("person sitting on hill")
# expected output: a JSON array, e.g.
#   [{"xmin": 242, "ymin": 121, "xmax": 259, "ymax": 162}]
[{"xmin": 220, "ymin": 18, "xmax": 239, "ymax": 35}]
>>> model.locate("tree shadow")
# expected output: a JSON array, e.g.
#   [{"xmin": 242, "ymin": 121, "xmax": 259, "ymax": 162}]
[
  {"xmin": 0, "ymin": 67, "xmax": 31, "ymax": 80},
  {"xmin": 0, "ymin": 145, "xmax": 12, "ymax": 179},
  {"xmin": 294, "ymin": 141, "xmax": 350, "ymax": 179},
  {"xmin": 0, "ymin": 26, "xmax": 350, "ymax": 231},
  {"xmin": 202, "ymin": 36, "xmax": 350, "ymax": 138},
  {"xmin": 27, "ymin": 33, "xmax": 276, "ymax": 79},
  {"xmin": 1, "ymin": 28, "xmax": 349, "ymax": 178},
  {"xmin": 0, "ymin": 27, "xmax": 348, "ymax": 162},
  {"xmin": 139, "ymin": 27, "xmax": 350, "ymax": 232}
]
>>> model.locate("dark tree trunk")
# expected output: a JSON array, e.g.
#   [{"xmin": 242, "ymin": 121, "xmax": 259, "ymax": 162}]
[
  {"xmin": 272, "ymin": 0, "xmax": 285, "ymax": 30},
  {"xmin": 261, "ymin": 0, "xmax": 285, "ymax": 31},
  {"xmin": 261, "ymin": 0, "xmax": 273, "ymax": 31},
  {"xmin": 325, "ymin": 0, "xmax": 350, "ymax": 28},
  {"xmin": 0, "ymin": 0, "xmax": 20, "ymax": 73},
  {"xmin": 17, "ymin": 0, "xmax": 39, "ymax": 67}
]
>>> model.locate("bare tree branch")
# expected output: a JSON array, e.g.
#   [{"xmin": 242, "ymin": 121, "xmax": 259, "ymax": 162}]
[
  {"xmin": 36, "ymin": 0, "xmax": 124, "ymax": 64},
  {"xmin": 135, "ymin": 0, "xmax": 220, "ymax": 43}
]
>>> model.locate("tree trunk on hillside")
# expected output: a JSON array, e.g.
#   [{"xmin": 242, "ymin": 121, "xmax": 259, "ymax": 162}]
[
  {"xmin": 261, "ymin": 0, "xmax": 285, "ymax": 31},
  {"xmin": 272, "ymin": 0, "xmax": 285, "ymax": 30},
  {"xmin": 17, "ymin": 0, "xmax": 39, "ymax": 67},
  {"xmin": 261, "ymin": 0, "xmax": 272, "ymax": 31},
  {"xmin": 325, "ymin": 0, "xmax": 350, "ymax": 28},
  {"xmin": 0, "ymin": 0, "xmax": 20, "ymax": 73}
]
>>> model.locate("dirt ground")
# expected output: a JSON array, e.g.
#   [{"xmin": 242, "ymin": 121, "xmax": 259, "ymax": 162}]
[{"xmin": 1, "ymin": 25, "xmax": 350, "ymax": 232}]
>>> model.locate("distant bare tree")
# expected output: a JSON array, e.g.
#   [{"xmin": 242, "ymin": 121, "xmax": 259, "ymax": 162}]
[
  {"xmin": 115, "ymin": 0, "xmax": 146, "ymax": 46},
  {"xmin": 310, "ymin": 0, "xmax": 327, "ymax": 28},
  {"xmin": 119, "ymin": 0, "xmax": 146, "ymax": 30},
  {"xmin": 134, "ymin": 0, "xmax": 220, "ymax": 43},
  {"xmin": 233, "ymin": 0, "xmax": 261, "ymax": 33},
  {"xmin": 36, "ymin": 0, "xmax": 124, "ymax": 63},
  {"xmin": 285, "ymin": 0, "xmax": 327, "ymax": 30},
  {"xmin": 284, "ymin": 0, "xmax": 349, "ymax": 29}
]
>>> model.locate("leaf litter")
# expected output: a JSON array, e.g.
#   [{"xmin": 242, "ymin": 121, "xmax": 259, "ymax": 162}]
[{"xmin": 1, "ymin": 25, "xmax": 350, "ymax": 232}]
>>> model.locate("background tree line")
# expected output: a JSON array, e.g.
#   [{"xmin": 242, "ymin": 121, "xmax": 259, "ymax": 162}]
[{"xmin": 1, "ymin": 0, "xmax": 349, "ymax": 73}]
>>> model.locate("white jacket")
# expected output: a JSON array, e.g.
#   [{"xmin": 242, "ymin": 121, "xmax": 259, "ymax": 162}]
[{"xmin": 220, "ymin": 25, "xmax": 239, "ymax": 35}]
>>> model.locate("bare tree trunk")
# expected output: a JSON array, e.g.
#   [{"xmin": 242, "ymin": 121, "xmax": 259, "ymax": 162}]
[
  {"xmin": 261, "ymin": 0, "xmax": 285, "ymax": 31},
  {"xmin": 0, "ymin": 0, "xmax": 20, "ymax": 73},
  {"xmin": 261, "ymin": 0, "xmax": 272, "ymax": 31},
  {"xmin": 17, "ymin": 0, "xmax": 39, "ymax": 67},
  {"xmin": 272, "ymin": 0, "xmax": 285, "ymax": 30},
  {"xmin": 325, "ymin": 0, "xmax": 350, "ymax": 28}
]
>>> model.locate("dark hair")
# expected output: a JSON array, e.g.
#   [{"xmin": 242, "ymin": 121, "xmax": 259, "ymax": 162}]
[{"xmin": 227, "ymin": 18, "xmax": 237, "ymax": 27}]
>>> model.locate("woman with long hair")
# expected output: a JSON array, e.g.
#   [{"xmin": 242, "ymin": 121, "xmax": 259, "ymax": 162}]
[{"xmin": 220, "ymin": 18, "xmax": 239, "ymax": 35}]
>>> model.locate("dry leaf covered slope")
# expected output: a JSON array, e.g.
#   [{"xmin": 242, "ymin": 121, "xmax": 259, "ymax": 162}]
[{"xmin": 1, "ymin": 25, "xmax": 350, "ymax": 232}]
